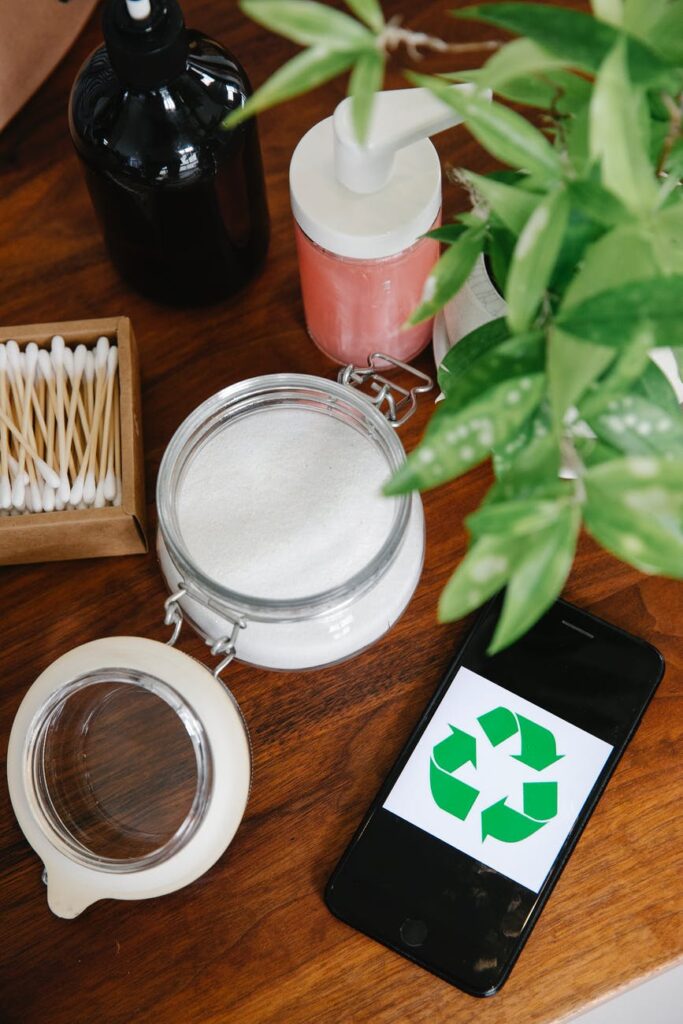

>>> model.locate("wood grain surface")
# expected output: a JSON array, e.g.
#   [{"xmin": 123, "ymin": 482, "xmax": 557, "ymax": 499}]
[{"xmin": 0, "ymin": 2, "xmax": 681, "ymax": 1022}]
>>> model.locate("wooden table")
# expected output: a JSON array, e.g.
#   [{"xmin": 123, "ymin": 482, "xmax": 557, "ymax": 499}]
[{"xmin": 0, "ymin": 2, "xmax": 681, "ymax": 1022}]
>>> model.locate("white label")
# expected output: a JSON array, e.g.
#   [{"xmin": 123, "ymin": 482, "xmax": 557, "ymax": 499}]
[{"xmin": 383, "ymin": 667, "xmax": 613, "ymax": 893}]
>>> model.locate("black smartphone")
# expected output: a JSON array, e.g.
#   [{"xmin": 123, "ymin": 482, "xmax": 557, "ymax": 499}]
[{"xmin": 325, "ymin": 597, "xmax": 664, "ymax": 996}]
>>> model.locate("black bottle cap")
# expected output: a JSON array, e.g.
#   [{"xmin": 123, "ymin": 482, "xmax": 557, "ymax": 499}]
[{"xmin": 103, "ymin": 0, "xmax": 188, "ymax": 90}]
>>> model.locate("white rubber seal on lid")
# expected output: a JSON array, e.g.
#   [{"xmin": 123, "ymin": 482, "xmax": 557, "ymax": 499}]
[{"xmin": 7, "ymin": 637, "xmax": 251, "ymax": 918}]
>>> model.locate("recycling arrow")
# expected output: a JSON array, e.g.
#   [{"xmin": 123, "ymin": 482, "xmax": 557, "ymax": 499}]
[
  {"xmin": 429, "ymin": 725, "xmax": 479, "ymax": 821},
  {"xmin": 481, "ymin": 781, "xmax": 558, "ymax": 842},
  {"xmin": 478, "ymin": 707, "xmax": 563, "ymax": 771}
]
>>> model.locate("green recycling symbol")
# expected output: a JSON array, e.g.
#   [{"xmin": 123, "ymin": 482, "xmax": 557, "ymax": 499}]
[{"xmin": 429, "ymin": 706, "xmax": 564, "ymax": 843}]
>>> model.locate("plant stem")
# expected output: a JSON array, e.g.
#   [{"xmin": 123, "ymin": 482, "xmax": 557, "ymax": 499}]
[
  {"xmin": 377, "ymin": 16, "xmax": 501, "ymax": 61},
  {"xmin": 657, "ymin": 93, "xmax": 683, "ymax": 176}
]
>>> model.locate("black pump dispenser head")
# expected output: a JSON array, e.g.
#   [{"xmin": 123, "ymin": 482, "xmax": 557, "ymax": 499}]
[{"xmin": 103, "ymin": 0, "xmax": 188, "ymax": 90}]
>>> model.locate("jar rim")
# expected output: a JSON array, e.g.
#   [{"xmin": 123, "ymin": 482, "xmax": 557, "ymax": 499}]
[
  {"xmin": 156, "ymin": 373, "xmax": 411, "ymax": 622},
  {"xmin": 28, "ymin": 669, "xmax": 213, "ymax": 874}
]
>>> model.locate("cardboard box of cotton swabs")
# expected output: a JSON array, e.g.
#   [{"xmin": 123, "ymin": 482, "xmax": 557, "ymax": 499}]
[{"xmin": 0, "ymin": 316, "xmax": 147, "ymax": 564}]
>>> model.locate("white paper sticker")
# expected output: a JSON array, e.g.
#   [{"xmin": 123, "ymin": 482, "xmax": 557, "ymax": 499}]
[{"xmin": 383, "ymin": 667, "xmax": 613, "ymax": 892}]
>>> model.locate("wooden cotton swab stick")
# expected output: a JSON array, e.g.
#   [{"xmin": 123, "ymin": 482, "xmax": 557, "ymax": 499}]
[
  {"xmin": 0, "ymin": 346, "xmax": 12, "ymax": 510},
  {"xmin": 95, "ymin": 348, "xmax": 118, "ymax": 507},
  {"xmin": 51, "ymin": 336, "xmax": 71, "ymax": 504},
  {"xmin": 18, "ymin": 345, "xmax": 43, "ymax": 512},
  {"xmin": 103, "ymin": 369, "xmax": 119, "ymax": 503},
  {"xmin": 71, "ymin": 338, "xmax": 109, "ymax": 505},
  {"xmin": 64, "ymin": 345, "xmax": 86, "ymax": 481},
  {"xmin": 84, "ymin": 337, "xmax": 109, "ymax": 505},
  {"xmin": 4, "ymin": 342, "xmax": 26, "ymax": 508},
  {"xmin": 113, "ymin": 374, "xmax": 122, "ymax": 506},
  {"xmin": 0, "ymin": 405, "xmax": 60, "ymax": 489}
]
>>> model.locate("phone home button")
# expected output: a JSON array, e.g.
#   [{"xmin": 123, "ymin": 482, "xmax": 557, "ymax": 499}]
[{"xmin": 400, "ymin": 918, "xmax": 428, "ymax": 948}]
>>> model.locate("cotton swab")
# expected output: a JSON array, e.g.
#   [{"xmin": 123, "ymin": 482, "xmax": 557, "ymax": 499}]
[
  {"xmin": 19, "ymin": 345, "xmax": 43, "ymax": 512},
  {"xmin": 113, "ymin": 375, "xmax": 122, "ymax": 505},
  {"xmin": 95, "ymin": 348, "xmax": 118, "ymax": 507},
  {"xmin": 0, "ymin": 405, "xmax": 60, "ymax": 489},
  {"xmin": 51, "ymin": 336, "xmax": 71, "ymax": 504},
  {"xmin": 85, "ymin": 337, "xmax": 109, "ymax": 505},
  {"xmin": 71, "ymin": 339, "xmax": 109, "ymax": 506},
  {"xmin": 0, "ymin": 346, "xmax": 11, "ymax": 510},
  {"xmin": 64, "ymin": 345, "xmax": 87, "ymax": 465}
]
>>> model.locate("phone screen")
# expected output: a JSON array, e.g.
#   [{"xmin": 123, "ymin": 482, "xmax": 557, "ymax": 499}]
[{"xmin": 325, "ymin": 598, "xmax": 664, "ymax": 996}]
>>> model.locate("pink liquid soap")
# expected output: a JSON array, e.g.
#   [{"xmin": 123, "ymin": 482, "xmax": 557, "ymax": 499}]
[{"xmin": 295, "ymin": 218, "xmax": 440, "ymax": 367}]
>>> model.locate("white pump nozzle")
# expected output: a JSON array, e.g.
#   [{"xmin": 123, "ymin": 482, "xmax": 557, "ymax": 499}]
[
  {"xmin": 333, "ymin": 84, "xmax": 476, "ymax": 194},
  {"xmin": 126, "ymin": 0, "xmax": 152, "ymax": 20}
]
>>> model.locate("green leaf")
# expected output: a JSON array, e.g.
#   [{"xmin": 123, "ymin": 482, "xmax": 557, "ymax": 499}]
[
  {"xmin": 566, "ymin": 180, "xmax": 630, "ymax": 228},
  {"xmin": 408, "ymin": 225, "xmax": 485, "ymax": 325},
  {"xmin": 623, "ymin": 0, "xmax": 669, "ymax": 37},
  {"xmin": 505, "ymin": 186, "xmax": 570, "ymax": 333},
  {"xmin": 492, "ymin": 404, "xmax": 561, "ymax": 489},
  {"xmin": 348, "ymin": 48, "xmax": 384, "ymax": 143},
  {"xmin": 561, "ymin": 216, "xmax": 677, "ymax": 310},
  {"xmin": 574, "ymin": 436, "xmax": 622, "ymax": 467},
  {"xmin": 633, "ymin": 358, "xmax": 682, "ymax": 418},
  {"xmin": 649, "ymin": 203, "xmax": 683, "ymax": 272},
  {"xmin": 461, "ymin": 171, "xmax": 538, "ymax": 235},
  {"xmin": 437, "ymin": 331, "xmax": 545, "ymax": 411},
  {"xmin": 591, "ymin": 0, "xmax": 623, "ymax": 27},
  {"xmin": 589, "ymin": 38, "xmax": 659, "ymax": 215},
  {"xmin": 548, "ymin": 327, "xmax": 614, "ymax": 428},
  {"xmin": 240, "ymin": 0, "xmax": 373, "ymax": 49},
  {"xmin": 549, "ymin": 207, "xmax": 604, "ymax": 293},
  {"xmin": 585, "ymin": 454, "xmax": 683, "ymax": 491},
  {"xmin": 426, "ymin": 224, "xmax": 468, "ymax": 244},
  {"xmin": 449, "ymin": 67, "xmax": 591, "ymax": 114},
  {"xmin": 437, "ymin": 317, "xmax": 509, "ymax": 395},
  {"xmin": 224, "ymin": 47, "xmax": 357, "ymax": 127},
  {"xmin": 486, "ymin": 224, "xmax": 515, "ymax": 294},
  {"xmin": 674, "ymin": 347, "xmax": 683, "ymax": 379},
  {"xmin": 438, "ymin": 533, "xmax": 519, "ymax": 622},
  {"xmin": 488, "ymin": 506, "xmax": 581, "ymax": 653},
  {"xmin": 645, "ymin": 3, "xmax": 683, "ymax": 61},
  {"xmin": 557, "ymin": 277, "xmax": 683, "ymax": 348},
  {"xmin": 343, "ymin": 0, "xmax": 385, "ymax": 32},
  {"xmin": 454, "ymin": 3, "xmax": 672, "ymax": 85},
  {"xmin": 467, "ymin": 493, "xmax": 573, "ymax": 539},
  {"xmin": 587, "ymin": 329, "xmax": 653, "ymax": 400},
  {"xmin": 584, "ymin": 393, "xmax": 683, "ymax": 456},
  {"xmin": 565, "ymin": 103, "xmax": 591, "ymax": 175},
  {"xmin": 585, "ymin": 456, "xmax": 683, "ymax": 574},
  {"xmin": 384, "ymin": 374, "xmax": 545, "ymax": 495},
  {"xmin": 469, "ymin": 37, "xmax": 571, "ymax": 90},
  {"xmin": 406, "ymin": 72, "xmax": 562, "ymax": 180}
]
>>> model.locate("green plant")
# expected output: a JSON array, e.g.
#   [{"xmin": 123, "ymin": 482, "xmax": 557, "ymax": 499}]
[{"xmin": 228, "ymin": 0, "xmax": 683, "ymax": 652}]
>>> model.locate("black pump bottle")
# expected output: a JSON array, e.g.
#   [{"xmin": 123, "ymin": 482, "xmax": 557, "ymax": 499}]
[{"xmin": 69, "ymin": 0, "xmax": 269, "ymax": 305}]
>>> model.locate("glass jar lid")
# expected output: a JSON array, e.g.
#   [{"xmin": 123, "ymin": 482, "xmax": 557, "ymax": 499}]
[{"xmin": 7, "ymin": 637, "xmax": 250, "ymax": 917}]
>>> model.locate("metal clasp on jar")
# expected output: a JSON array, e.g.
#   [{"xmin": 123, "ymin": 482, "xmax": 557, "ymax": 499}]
[
  {"xmin": 338, "ymin": 353, "xmax": 433, "ymax": 428},
  {"xmin": 164, "ymin": 584, "xmax": 246, "ymax": 682}
]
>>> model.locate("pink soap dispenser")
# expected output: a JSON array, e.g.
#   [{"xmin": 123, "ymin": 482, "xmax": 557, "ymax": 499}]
[{"xmin": 289, "ymin": 85, "xmax": 470, "ymax": 366}]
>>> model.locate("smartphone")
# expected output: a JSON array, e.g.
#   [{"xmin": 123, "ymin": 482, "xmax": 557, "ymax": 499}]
[{"xmin": 325, "ymin": 596, "xmax": 664, "ymax": 996}]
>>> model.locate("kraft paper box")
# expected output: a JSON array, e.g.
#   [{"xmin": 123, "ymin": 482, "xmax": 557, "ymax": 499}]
[{"xmin": 0, "ymin": 317, "xmax": 147, "ymax": 564}]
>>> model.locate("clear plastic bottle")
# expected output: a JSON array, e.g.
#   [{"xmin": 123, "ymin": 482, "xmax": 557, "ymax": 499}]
[{"xmin": 69, "ymin": 0, "xmax": 269, "ymax": 306}]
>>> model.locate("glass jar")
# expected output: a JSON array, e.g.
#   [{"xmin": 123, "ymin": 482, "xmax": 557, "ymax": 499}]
[{"xmin": 156, "ymin": 363, "xmax": 431, "ymax": 671}]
